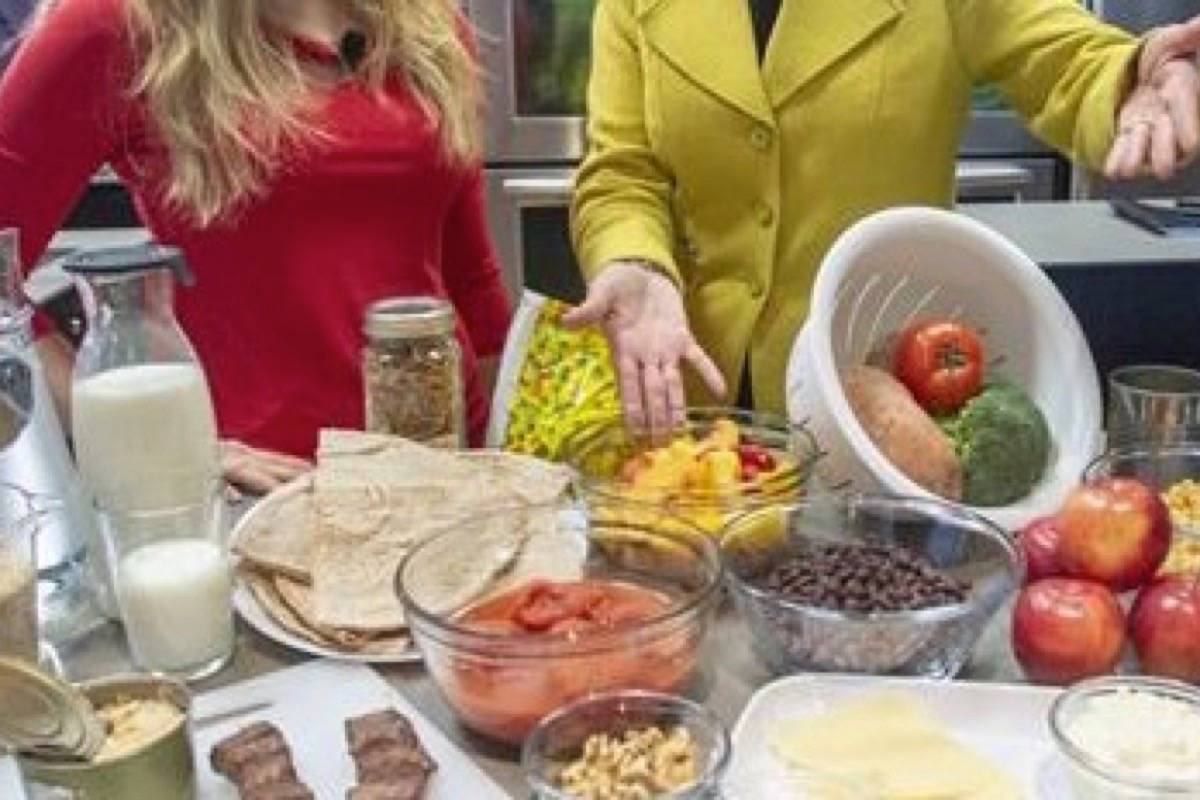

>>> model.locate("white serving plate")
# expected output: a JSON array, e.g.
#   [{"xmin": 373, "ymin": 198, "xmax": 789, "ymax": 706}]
[
  {"xmin": 193, "ymin": 659, "xmax": 508, "ymax": 799},
  {"xmin": 229, "ymin": 478, "xmax": 420, "ymax": 664},
  {"xmin": 729, "ymin": 675, "xmax": 1076, "ymax": 799}
]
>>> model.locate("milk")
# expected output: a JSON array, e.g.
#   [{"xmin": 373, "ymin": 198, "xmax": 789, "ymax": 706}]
[
  {"xmin": 117, "ymin": 538, "xmax": 233, "ymax": 675},
  {"xmin": 72, "ymin": 363, "xmax": 219, "ymax": 513}
]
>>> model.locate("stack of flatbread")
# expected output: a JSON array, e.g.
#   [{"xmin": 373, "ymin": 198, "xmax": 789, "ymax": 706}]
[{"xmin": 233, "ymin": 430, "xmax": 576, "ymax": 657}]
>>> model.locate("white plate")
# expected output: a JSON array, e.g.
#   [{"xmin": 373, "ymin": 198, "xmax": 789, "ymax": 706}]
[
  {"xmin": 232, "ymin": 580, "xmax": 420, "ymax": 665},
  {"xmin": 729, "ymin": 675, "xmax": 1070, "ymax": 799},
  {"xmin": 194, "ymin": 660, "xmax": 508, "ymax": 799},
  {"xmin": 229, "ymin": 478, "xmax": 421, "ymax": 665}
]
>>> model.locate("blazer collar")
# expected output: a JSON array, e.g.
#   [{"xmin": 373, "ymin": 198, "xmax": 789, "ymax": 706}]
[
  {"xmin": 639, "ymin": 0, "xmax": 904, "ymax": 121},
  {"xmin": 639, "ymin": 0, "xmax": 774, "ymax": 125},
  {"xmin": 763, "ymin": 0, "xmax": 903, "ymax": 107}
]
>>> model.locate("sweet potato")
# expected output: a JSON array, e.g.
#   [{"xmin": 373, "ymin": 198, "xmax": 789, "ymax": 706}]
[{"xmin": 842, "ymin": 365, "xmax": 963, "ymax": 500}]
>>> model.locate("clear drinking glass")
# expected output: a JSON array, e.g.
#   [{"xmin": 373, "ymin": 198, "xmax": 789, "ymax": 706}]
[
  {"xmin": 1107, "ymin": 365, "xmax": 1200, "ymax": 447},
  {"xmin": 97, "ymin": 484, "xmax": 233, "ymax": 682}
]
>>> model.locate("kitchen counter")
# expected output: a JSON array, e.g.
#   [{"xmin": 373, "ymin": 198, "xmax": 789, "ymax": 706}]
[
  {"xmin": 54, "ymin": 564, "xmax": 1021, "ymax": 799},
  {"xmin": 961, "ymin": 201, "xmax": 1200, "ymax": 268},
  {"xmin": 965, "ymin": 201, "xmax": 1200, "ymax": 378}
]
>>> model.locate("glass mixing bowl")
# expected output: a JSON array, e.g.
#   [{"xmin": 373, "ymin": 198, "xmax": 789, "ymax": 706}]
[
  {"xmin": 561, "ymin": 408, "xmax": 826, "ymax": 538},
  {"xmin": 396, "ymin": 499, "xmax": 723, "ymax": 745},
  {"xmin": 723, "ymin": 494, "xmax": 1022, "ymax": 677},
  {"xmin": 522, "ymin": 690, "xmax": 730, "ymax": 799}
]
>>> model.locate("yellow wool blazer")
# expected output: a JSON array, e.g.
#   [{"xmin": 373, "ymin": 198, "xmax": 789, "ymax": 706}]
[{"xmin": 570, "ymin": 0, "xmax": 1138, "ymax": 413}]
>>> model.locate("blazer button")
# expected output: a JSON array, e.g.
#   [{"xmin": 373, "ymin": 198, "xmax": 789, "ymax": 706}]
[{"xmin": 749, "ymin": 126, "xmax": 773, "ymax": 151}]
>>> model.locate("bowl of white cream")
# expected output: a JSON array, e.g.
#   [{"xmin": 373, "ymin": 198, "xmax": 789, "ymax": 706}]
[{"xmin": 1050, "ymin": 676, "xmax": 1200, "ymax": 800}]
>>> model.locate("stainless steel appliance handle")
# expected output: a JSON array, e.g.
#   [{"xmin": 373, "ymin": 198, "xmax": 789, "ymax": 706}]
[
  {"xmin": 955, "ymin": 161, "xmax": 1035, "ymax": 191},
  {"xmin": 501, "ymin": 174, "xmax": 576, "ymax": 205},
  {"xmin": 504, "ymin": 164, "xmax": 1037, "ymax": 203}
]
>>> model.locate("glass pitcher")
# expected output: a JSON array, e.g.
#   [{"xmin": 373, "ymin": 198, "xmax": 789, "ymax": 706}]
[
  {"xmin": 0, "ymin": 230, "xmax": 106, "ymax": 632},
  {"xmin": 63, "ymin": 244, "xmax": 220, "ymax": 517}
]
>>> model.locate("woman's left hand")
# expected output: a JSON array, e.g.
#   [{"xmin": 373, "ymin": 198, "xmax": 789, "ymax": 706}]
[
  {"xmin": 221, "ymin": 440, "xmax": 311, "ymax": 498},
  {"xmin": 1105, "ymin": 17, "xmax": 1200, "ymax": 180}
]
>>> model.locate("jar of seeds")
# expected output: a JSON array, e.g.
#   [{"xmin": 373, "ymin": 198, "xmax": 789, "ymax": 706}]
[{"xmin": 363, "ymin": 297, "xmax": 463, "ymax": 448}]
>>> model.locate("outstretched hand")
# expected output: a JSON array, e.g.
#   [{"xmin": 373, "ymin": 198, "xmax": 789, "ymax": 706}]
[
  {"xmin": 1105, "ymin": 17, "xmax": 1200, "ymax": 180},
  {"xmin": 564, "ymin": 260, "xmax": 726, "ymax": 437}
]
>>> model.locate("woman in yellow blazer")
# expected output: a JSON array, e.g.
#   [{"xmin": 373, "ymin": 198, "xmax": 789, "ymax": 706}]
[{"xmin": 566, "ymin": 0, "xmax": 1200, "ymax": 433}]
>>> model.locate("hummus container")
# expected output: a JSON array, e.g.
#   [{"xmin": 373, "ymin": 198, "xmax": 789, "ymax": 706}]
[{"xmin": 0, "ymin": 659, "xmax": 195, "ymax": 800}]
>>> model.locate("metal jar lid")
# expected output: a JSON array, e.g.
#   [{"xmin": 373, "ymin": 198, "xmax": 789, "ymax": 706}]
[
  {"xmin": 0, "ymin": 657, "xmax": 105, "ymax": 762},
  {"xmin": 364, "ymin": 297, "xmax": 454, "ymax": 340}
]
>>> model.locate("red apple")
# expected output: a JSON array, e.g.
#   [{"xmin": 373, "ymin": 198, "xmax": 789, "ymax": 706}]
[
  {"xmin": 1012, "ymin": 578, "xmax": 1126, "ymax": 685},
  {"xmin": 1018, "ymin": 516, "xmax": 1065, "ymax": 583},
  {"xmin": 1131, "ymin": 576, "xmax": 1200, "ymax": 682},
  {"xmin": 1056, "ymin": 478, "xmax": 1171, "ymax": 592}
]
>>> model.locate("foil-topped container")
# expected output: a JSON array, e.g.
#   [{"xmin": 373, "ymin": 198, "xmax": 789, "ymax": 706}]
[{"xmin": 0, "ymin": 657, "xmax": 195, "ymax": 799}]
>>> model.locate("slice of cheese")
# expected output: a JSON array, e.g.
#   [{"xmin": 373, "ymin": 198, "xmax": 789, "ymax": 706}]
[{"xmin": 770, "ymin": 692, "xmax": 1024, "ymax": 800}]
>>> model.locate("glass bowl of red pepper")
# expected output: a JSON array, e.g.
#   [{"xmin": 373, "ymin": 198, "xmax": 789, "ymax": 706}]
[
  {"xmin": 396, "ymin": 498, "xmax": 723, "ymax": 745},
  {"xmin": 560, "ymin": 408, "xmax": 825, "ymax": 539}
]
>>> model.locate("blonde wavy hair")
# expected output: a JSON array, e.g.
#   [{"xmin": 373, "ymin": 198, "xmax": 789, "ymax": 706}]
[{"xmin": 120, "ymin": 0, "xmax": 481, "ymax": 225}]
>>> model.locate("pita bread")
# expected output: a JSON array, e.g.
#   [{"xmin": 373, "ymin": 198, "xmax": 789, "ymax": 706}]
[
  {"xmin": 402, "ymin": 509, "xmax": 535, "ymax": 617},
  {"xmin": 232, "ymin": 477, "xmax": 314, "ymax": 581},
  {"xmin": 458, "ymin": 450, "xmax": 574, "ymax": 506},
  {"xmin": 308, "ymin": 434, "xmax": 571, "ymax": 632},
  {"xmin": 488, "ymin": 506, "xmax": 586, "ymax": 598},
  {"xmin": 245, "ymin": 570, "xmax": 410, "ymax": 656}
]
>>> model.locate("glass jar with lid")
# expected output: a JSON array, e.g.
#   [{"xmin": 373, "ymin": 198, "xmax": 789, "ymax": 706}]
[{"xmin": 363, "ymin": 297, "xmax": 464, "ymax": 448}]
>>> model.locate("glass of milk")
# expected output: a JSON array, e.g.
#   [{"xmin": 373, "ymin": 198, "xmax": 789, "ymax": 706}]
[{"xmin": 97, "ymin": 484, "xmax": 234, "ymax": 682}]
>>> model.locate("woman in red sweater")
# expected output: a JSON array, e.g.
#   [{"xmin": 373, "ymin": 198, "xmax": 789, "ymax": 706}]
[{"xmin": 0, "ymin": 0, "xmax": 511, "ymax": 488}]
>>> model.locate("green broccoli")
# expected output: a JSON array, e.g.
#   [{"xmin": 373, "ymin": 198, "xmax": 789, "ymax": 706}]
[{"xmin": 939, "ymin": 383, "xmax": 1051, "ymax": 507}]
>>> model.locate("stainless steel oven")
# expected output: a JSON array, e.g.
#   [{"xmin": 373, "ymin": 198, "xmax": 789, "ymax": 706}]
[{"xmin": 466, "ymin": 0, "xmax": 590, "ymax": 163}]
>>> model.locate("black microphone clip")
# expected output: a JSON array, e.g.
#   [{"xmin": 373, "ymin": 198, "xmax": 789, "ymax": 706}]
[{"xmin": 338, "ymin": 29, "xmax": 368, "ymax": 73}]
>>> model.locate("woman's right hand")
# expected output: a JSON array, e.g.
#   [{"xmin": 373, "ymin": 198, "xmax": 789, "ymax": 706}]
[{"xmin": 564, "ymin": 260, "xmax": 726, "ymax": 436}]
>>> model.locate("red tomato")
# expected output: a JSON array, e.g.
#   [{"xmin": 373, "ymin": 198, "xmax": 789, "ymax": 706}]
[
  {"xmin": 892, "ymin": 320, "xmax": 985, "ymax": 413},
  {"xmin": 511, "ymin": 581, "xmax": 589, "ymax": 632}
]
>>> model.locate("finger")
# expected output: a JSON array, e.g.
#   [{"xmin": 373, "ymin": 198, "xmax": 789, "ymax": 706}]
[
  {"xmin": 226, "ymin": 464, "xmax": 281, "ymax": 495},
  {"xmin": 1161, "ymin": 72, "xmax": 1200, "ymax": 162},
  {"xmin": 617, "ymin": 352, "xmax": 648, "ymax": 432},
  {"xmin": 1104, "ymin": 132, "xmax": 1132, "ymax": 179},
  {"xmin": 642, "ymin": 359, "xmax": 673, "ymax": 441},
  {"xmin": 562, "ymin": 286, "xmax": 612, "ymax": 329},
  {"xmin": 682, "ymin": 341, "xmax": 727, "ymax": 399},
  {"xmin": 1151, "ymin": 112, "xmax": 1179, "ymax": 179},
  {"xmin": 223, "ymin": 482, "xmax": 244, "ymax": 504},
  {"xmin": 663, "ymin": 360, "xmax": 687, "ymax": 430},
  {"xmin": 1120, "ymin": 120, "xmax": 1154, "ymax": 178},
  {"xmin": 252, "ymin": 448, "xmax": 311, "ymax": 474}
]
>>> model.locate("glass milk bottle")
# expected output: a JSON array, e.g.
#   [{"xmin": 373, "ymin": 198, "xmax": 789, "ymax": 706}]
[{"xmin": 63, "ymin": 244, "xmax": 232, "ymax": 681}]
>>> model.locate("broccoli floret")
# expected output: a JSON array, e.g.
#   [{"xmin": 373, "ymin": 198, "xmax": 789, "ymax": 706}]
[{"xmin": 940, "ymin": 383, "xmax": 1051, "ymax": 507}]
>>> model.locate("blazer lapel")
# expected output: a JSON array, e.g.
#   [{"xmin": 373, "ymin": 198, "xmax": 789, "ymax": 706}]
[
  {"xmin": 639, "ymin": 0, "xmax": 774, "ymax": 126},
  {"xmin": 763, "ymin": 0, "xmax": 903, "ymax": 108}
]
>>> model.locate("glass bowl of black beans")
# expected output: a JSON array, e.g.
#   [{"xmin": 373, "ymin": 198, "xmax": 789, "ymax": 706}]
[{"xmin": 721, "ymin": 493, "xmax": 1022, "ymax": 677}]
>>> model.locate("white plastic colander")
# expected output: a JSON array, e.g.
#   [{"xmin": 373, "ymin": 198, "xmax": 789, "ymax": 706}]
[{"xmin": 786, "ymin": 207, "xmax": 1103, "ymax": 532}]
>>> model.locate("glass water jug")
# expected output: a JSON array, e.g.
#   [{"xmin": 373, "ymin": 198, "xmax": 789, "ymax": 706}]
[
  {"xmin": 64, "ymin": 244, "xmax": 220, "ymax": 517},
  {"xmin": 0, "ymin": 230, "xmax": 105, "ymax": 632}
]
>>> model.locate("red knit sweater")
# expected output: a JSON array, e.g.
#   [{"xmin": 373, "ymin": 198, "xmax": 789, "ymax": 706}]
[{"xmin": 0, "ymin": 0, "xmax": 511, "ymax": 456}]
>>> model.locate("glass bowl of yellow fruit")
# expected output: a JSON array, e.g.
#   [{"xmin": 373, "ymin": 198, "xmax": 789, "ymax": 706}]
[{"xmin": 560, "ymin": 409, "xmax": 824, "ymax": 539}]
